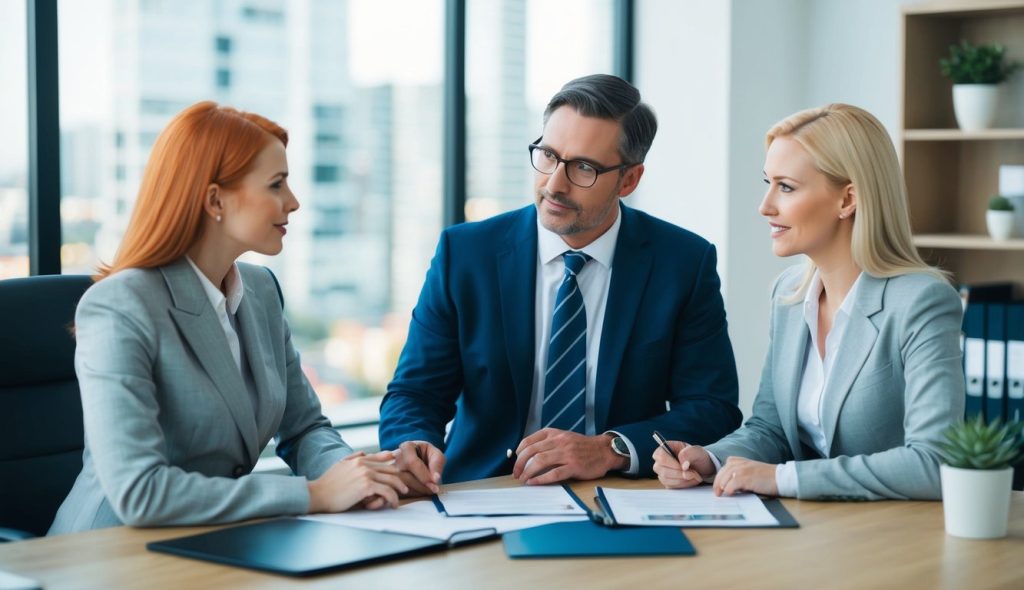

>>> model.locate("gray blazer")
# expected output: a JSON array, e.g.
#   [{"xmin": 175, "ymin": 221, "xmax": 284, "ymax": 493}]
[
  {"xmin": 706, "ymin": 265, "xmax": 965, "ymax": 501},
  {"xmin": 49, "ymin": 259, "xmax": 351, "ymax": 534}
]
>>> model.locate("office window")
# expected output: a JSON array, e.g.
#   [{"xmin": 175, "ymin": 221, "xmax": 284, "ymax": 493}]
[
  {"xmin": 58, "ymin": 0, "xmax": 444, "ymax": 414},
  {"xmin": 464, "ymin": 0, "xmax": 615, "ymax": 221},
  {"xmin": 0, "ymin": 0, "xmax": 29, "ymax": 280},
  {"xmin": 215, "ymin": 35, "xmax": 232, "ymax": 54},
  {"xmin": 215, "ymin": 68, "xmax": 231, "ymax": 89},
  {"xmin": 314, "ymin": 164, "xmax": 341, "ymax": 183}
]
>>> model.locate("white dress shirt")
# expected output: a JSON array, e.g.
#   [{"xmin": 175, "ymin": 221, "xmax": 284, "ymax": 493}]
[
  {"xmin": 185, "ymin": 257, "xmax": 259, "ymax": 413},
  {"xmin": 707, "ymin": 271, "xmax": 862, "ymax": 495},
  {"xmin": 524, "ymin": 211, "xmax": 639, "ymax": 474},
  {"xmin": 774, "ymin": 271, "xmax": 862, "ymax": 495}
]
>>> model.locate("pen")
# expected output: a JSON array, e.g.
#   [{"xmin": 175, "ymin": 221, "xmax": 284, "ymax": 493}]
[{"xmin": 652, "ymin": 431, "xmax": 680, "ymax": 465}]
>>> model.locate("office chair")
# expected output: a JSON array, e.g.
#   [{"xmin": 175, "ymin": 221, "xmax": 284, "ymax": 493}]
[{"xmin": 0, "ymin": 274, "xmax": 93, "ymax": 540}]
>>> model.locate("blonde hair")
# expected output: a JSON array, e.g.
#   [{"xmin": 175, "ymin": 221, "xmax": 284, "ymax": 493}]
[{"xmin": 765, "ymin": 103, "xmax": 947, "ymax": 301}]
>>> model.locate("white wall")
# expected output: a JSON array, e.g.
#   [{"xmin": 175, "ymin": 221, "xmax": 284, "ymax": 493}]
[
  {"xmin": 724, "ymin": 0, "xmax": 810, "ymax": 415},
  {"xmin": 637, "ymin": 0, "xmax": 914, "ymax": 416},
  {"xmin": 633, "ymin": 0, "xmax": 732, "ymax": 270}
]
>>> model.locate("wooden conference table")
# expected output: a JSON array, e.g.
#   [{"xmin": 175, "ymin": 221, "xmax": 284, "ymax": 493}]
[{"xmin": 1, "ymin": 476, "xmax": 1021, "ymax": 589}]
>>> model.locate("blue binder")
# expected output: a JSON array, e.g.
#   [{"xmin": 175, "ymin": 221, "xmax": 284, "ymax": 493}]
[
  {"xmin": 986, "ymin": 303, "xmax": 1007, "ymax": 423},
  {"xmin": 962, "ymin": 303, "xmax": 986, "ymax": 420},
  {"xmin": 503, "ymin": 519, "xmax": 695, "ymax": 558},
  {"xmin": 1007, "ymin": 303, "xmax": 1024, "ymax": 423}
]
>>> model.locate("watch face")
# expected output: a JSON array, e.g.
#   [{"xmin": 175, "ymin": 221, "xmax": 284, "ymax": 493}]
[{"xmin": 611, "ymin": 436, "xmax": 629, "ymax": 456}]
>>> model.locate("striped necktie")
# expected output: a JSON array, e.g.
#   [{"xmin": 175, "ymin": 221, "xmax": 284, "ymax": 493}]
[{"xmin": 542, "ymin": 250, "xmax": 592, "ymax": 433}]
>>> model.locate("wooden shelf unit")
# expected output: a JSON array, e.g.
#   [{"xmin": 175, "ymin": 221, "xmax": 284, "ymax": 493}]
[
  {"xmin": 901, "ymin": 1, "xmax": 1024, "ymax": 290},
  {"xmin": 914, "ymin": 234, "xmax": 1024, "ymax": 250}
]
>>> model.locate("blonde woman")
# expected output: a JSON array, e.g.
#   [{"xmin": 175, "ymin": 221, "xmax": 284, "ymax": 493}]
[{"xmin": 653, "ymin": 104, "xmax": 964, "ymax": 501}]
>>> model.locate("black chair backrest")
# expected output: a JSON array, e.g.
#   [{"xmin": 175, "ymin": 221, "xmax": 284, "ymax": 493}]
[{"xmin": 0, "ymin": 274, "xmax": 93, "ymax": 536}]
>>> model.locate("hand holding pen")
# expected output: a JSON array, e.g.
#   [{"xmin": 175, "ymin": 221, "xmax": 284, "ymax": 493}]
[{"xmin": 651, "ymin": 431, "xmax": 715, "ymax": 489}]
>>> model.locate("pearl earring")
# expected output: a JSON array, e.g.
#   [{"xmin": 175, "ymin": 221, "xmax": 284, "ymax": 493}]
[
  {"xmin": 216, "ymin": 215, "xmax": 222, "ymax": 222},
  {"xmin": 839, "ymin": 213, "xmax": 846, "ymax": 219}
]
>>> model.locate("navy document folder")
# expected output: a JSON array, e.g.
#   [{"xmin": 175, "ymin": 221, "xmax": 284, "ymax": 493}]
[
  {"xmin": 147, "ymin": 518, "xmax": 449, "ymax": 576},
  {"xmin": 503, "ymin": 519, "xmax": 696, "ymax": 558}
]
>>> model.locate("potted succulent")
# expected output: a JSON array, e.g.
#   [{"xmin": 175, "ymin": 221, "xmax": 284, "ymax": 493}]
[
  {"xmin": 938, "ymin": 417, "xmax": 1023, "ymax": 539},
  {"xmin": 939, "ymin": 40, "xmax": 1020, "ymax": 130},
  {"xmin": 987, "ymin": 195, "xmax": 1016, "ymax": 240}
]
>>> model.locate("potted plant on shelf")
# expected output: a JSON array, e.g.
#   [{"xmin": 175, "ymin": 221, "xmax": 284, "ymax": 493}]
[
  {"xmin": 939, "ymin": 40, "xmax": 1020, "ymax": 131},
  {"xmin": 987, "ymin": 195, "xmax": 1016, "ymax": 240},
  {"xmin": 938, "ymin": 416, "xmax": 1023, "ymax": 539}
]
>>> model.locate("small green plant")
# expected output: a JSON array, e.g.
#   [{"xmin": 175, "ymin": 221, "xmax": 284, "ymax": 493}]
[
  {"xmin": 938, "ymin": 416, "xmax": 1024, "ymax": 470},
  {"xmin": 989, "ymin": 195, "xmax": 1015, "ymax": 211},
  {"xmin": 939, "ymin": 40, "xmax": 1020, "ymax": 84}
]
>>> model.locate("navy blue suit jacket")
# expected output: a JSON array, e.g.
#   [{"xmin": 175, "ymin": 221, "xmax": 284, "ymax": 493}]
[{"xmin": 379, "ymin": 204, "xmax": 741, "ymax": 482}]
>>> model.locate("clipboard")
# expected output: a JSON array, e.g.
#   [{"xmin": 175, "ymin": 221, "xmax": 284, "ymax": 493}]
[
  {"xmin": 591, "ymin": 486, "xmax": 799, "ymax": 529},
  {"xmin": 147, "ymin": 518, "xmax": 495, "ymax": 577}
]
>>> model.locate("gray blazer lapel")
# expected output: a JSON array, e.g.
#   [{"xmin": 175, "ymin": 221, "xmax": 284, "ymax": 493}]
[
  {"xmin": 161, "ymin": 259, "xmax": 260, "ymax": 463},
  {"xmin": 820, "ymin": 275, "xmax": 885, "ymax": 455},
  {"xmin": 236, "ymin": 288, "xmax": 281, "ymax": 442},
  {"xmin": 774, "ymin": 300, "xmax": 809, "ymax": 459}
]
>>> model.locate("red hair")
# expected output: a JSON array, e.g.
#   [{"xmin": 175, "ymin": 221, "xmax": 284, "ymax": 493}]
[{"xmin": 96, "ymin": 101, "xmax": 288, "ymax": 280}]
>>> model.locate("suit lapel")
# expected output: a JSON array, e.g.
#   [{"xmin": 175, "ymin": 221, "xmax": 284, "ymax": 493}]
[
  {"xmin": 235, "ymin": 287, "xmax": 280, "ymax": 446},
  {"xmin": 595, "ymin": 205, "xmax": 652, "ymax": 431},
  {"xmin": 774, "ymin": 300, "xmax": 810, "ymax": 459},
  {"xmin": 161, "ymin": 259, "xmax": 260, "ymax": 464},
  {"xmin": 497, "ymin": 208, "xmax": 539, "ymax": 431},
  {"xmin": 820, "ymin": 274, "xmax": 885, "ymax": 455}
]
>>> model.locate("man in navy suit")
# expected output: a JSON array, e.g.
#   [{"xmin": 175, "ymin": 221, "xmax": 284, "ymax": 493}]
[{"xmin": 380, "ymin": 74, "xmax": 741, "ymax": 491}]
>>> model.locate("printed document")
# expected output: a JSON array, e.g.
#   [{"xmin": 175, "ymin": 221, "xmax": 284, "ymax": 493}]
[
  {"xmin": 600, "ymin": 487, "xmax": 779, "ymax": 527},
  {"xmin": 438, "ymin": 486, "xmax": 588, "ymax": 516},
  {"xmin": 303, "ymin": 500, "xmax": 586, "ymax": 541}
]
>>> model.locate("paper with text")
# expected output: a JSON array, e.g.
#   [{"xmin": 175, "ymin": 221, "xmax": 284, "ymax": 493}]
[
  {"xmin": 438, "ymin": 486, "xmax": 587, "ymax": 516},
  {"xmin": 303, "ymin": 500, "xmax": 586, "ymax": 541},
  {"xmin": 600, "ymin": 487, "xmax": 779, "ymax": 527}
]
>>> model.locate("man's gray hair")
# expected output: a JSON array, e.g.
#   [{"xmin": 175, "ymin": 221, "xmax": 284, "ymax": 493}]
[{"xmin": 543, "ymin": 74, "xmax": 658, "ymax": 164}]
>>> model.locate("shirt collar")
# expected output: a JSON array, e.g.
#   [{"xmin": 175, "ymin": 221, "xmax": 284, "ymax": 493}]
[
  {"xmin": 185, "ymin": 256, "xmax": 245, "ymax": 315},
  {"xmin": 803, "ymin": 269, "xmax": 863, "ymax": 327},
  {"xmin": 537, "ymin": 206, "xmax": 621, "ymax": 269}
]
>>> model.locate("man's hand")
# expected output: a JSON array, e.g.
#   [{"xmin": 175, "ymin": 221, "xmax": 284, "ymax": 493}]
[
  {"xmin": 393, "ymin": 440, "xmax": 446, "ymax": 496},
  {"xmin": 512, "ymin": 429, "xmax": 627, "ymax": 485},
  {"xmin": 712, "ymin": 456, "xmax": 779, "ymax": 497}
]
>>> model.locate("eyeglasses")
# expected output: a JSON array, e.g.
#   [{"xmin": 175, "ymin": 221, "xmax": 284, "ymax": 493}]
[{"xmin": 528, "ymin": 137, "xmax": 634, "ymax": 188}]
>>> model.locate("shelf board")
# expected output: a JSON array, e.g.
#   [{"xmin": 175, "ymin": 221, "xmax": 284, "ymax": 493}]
[
  {"xmin": 914, "ymin": 234, "xmax": 1024, "ymax": 250},
  {"xmin": 903, "ymin": 0, "xmax": 1024, "ymax": 17},
  {"xmin": 903, "ymin": 129, "xmax": 1024, "ymax": 141}
]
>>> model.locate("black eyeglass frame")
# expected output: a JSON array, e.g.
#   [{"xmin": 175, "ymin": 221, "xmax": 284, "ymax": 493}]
[{"xmin": 527, "ymin": 136, "xmax": 636, "ymax": 188}]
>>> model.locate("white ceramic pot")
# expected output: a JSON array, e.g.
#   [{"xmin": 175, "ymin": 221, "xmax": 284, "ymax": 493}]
[
  {"xmin": 941, "ymin": 464, "xmax": 1013, "ymax": 539},
  {"xmin": 952, "ymin": 84, "xmax": 1000, "ymax": 131},
  {"xmin": 987, "ymin": 210, "xmax": 1015, "ymax": 240}
]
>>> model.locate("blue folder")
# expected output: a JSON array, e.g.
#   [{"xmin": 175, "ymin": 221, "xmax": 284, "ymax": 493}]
[
  {"xmin": 148, "ymin": 518, "xmax": 449, "ymax": 576},
  {"xmin": 503, "ymin": 519, "xmax": 695, "ymax": 558},
  {"xmin": 1007, "ymin": 303, "xmax": 1024, "ymax": 424},
  {"xmin": 962, "ymin": 302, "xmax": 986, "ymax": 420},
  {"xmin": 986, "ymin": 303, "xmax": 1007, "ymax": 423}
]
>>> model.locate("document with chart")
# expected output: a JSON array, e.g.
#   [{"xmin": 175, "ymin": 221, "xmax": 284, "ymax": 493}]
[{"xmin": 597, "ymin": 487, "xmax": 788, "ymax": 528}]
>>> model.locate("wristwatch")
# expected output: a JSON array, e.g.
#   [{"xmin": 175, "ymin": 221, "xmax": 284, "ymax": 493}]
[{"xmin": 608, "ymin": 434, "xmax": 630, "ymax": 458}]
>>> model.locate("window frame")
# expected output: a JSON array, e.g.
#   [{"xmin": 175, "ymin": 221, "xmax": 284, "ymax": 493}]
[{"xmin": 22, "ymin": 0, "xmax": 633, "ymax": 277}]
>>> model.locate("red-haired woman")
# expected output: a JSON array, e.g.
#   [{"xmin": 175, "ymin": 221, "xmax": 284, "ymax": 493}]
[{"xmin": 49, "ymin": 102, "xmax": 407, "ymax": 534}]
